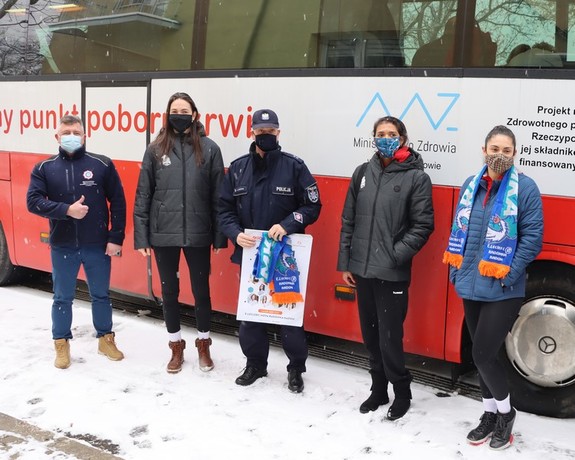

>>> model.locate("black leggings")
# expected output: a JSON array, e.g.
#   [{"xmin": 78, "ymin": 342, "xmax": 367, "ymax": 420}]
[
  {"xmin": 463, "ymin": 298, "xmax": 523, "ymax": 400},
  {"xmin": 153, "ymin": 246, "xmax": 212, "ymax": 333}
]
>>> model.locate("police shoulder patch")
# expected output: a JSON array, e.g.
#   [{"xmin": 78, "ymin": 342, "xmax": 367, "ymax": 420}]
[{"xmin": 306, "ymin": 184, "xmax": 319, "ymax": 203}]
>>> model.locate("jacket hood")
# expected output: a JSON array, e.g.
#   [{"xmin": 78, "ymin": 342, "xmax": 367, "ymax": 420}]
[{"xmin": 370, "ymin": 147, "xmax": 424, "ymax": 172}]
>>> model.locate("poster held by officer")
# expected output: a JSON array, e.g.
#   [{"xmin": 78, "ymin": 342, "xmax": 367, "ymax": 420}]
[{"xmin": 237, "ymin": 229, "xmax": 313, "ymax": 327}]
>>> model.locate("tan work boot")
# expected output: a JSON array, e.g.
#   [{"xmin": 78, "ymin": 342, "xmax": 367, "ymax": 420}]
[
  {"xmin": 98, "ymin": 333, "xmax": 124, "ymax": 361},
  {"xmin": 167, "ymin": 340, "xmax": 186, "ymax": 373},
  {"xmin": 54, "ymin": 339, "xmax": 71, "ymax": 369},
  {"xmin": 195, "ymin": 337, "xmax": 214, "ymax": 372}
]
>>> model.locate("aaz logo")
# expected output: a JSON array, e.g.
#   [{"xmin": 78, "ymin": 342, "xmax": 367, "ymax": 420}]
[{"xmin": 356, "ymin": 92, "xmax": 460, "ymax": 131}]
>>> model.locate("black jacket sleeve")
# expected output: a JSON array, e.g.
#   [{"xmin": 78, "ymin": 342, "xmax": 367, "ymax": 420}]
[
  {"xmin": 209, "ymin": 144, "xmax": 228, "ymax": 249},
  {"xmin": 26, "ymin": 161, "xmax": 70, "ymax": 220},
  {"xmin": 393, "ymin": 171, "xmax": 434, "ymax": 266},
  {"xmin": 133, "ymin": 147, "xmax": 156, "ymax": 249},
  {"xmin": 217, "ymin": 165, "xmax": 244, "ymax": 245},
  {"xmin": 337, "ymin": 163, "xmax": 364, "ymax": 272}
]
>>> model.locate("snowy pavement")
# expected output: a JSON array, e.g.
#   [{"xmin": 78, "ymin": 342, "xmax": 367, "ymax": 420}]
[{"xmin": 1, "ymin": 285, "xmax": 574, "ymax": 460}]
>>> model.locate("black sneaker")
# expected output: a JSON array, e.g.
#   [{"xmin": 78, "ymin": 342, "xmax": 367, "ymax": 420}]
[
  {"xmin": 359, "ymin": 392, "xmax": 389, "ymax": 414},
  {"xmin": 287, "ymin": 369, "xmax": 304, "ymax": 393},
  {"xmin": 489, "ymin": 408, "xmax": 516, "ymax": 450},
  {"xmin": 466, "ymin": 411, "xmax": 497, "ymax": 445},
  {"xmin": 386, "ymin": 398, "xmax": 410, "ymax": 420},
  {"xmin": 235, "ymin": 366, "xmax": 267, "ymax": 386}
]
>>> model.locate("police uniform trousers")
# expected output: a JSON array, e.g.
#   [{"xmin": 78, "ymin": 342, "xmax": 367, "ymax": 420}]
[{"xmin": 239, "ymin": 320, "xmax": 308, "ymax": 372}]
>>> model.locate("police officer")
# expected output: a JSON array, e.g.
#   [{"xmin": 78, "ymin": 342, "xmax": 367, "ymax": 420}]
[{"xmin": 218, "ymin": 109, "xmax": 321, "ymax": 392}]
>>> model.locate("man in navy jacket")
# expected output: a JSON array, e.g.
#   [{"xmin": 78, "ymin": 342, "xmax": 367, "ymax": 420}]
[
  {"xmin": 27, "ymin": 115, "xmax": 126, "ymax": 369},
  {"xmin": 218, "ymin": 109, "xmax": 321, "ymax": 392}
]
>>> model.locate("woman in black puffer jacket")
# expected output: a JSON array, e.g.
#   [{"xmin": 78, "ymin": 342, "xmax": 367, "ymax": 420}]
[{"xmin": 134, "ymin": 92, "xmax": 227, "ymax": 374}]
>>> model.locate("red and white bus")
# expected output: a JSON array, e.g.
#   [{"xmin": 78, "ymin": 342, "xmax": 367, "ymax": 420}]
[{"xmin": 0, "ymin": 0, "xmax": 574, "ymax": 418}]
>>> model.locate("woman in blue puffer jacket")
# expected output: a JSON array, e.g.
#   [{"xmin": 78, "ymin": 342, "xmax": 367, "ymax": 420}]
[{"xmin": 444, "ymin": 125, "xmax": 543, "ymax": 451}]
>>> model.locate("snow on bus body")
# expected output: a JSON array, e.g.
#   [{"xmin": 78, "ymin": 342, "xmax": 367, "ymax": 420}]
[{"xmin": 0, "ymin": 77, "xmax": 574, "ymax": 418}]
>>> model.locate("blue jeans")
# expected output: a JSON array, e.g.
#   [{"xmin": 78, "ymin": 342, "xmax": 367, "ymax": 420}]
[{"xmin": 51, "ymin": 245, "xmax": 112, "ymax": 340}]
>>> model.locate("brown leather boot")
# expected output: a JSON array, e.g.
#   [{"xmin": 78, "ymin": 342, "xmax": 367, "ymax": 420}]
[
  {"xmin": 195, "ymin": 338, "xmax": 214, "ymax": 372},
  {"xmin": 167, "ymin": 340, "xmax": 186, "ymax": 373}
]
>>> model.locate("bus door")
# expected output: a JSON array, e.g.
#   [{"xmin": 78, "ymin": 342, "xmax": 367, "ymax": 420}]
[{"xmin": 83, "ymin": 82, "xmax": 153, "ymax": 300}]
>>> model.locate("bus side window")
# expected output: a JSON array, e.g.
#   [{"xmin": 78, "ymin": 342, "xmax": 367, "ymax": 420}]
[
  {"xmin": 469, "ymin": 22, "xmax": 497, "ymax": 66},
  {"xmin": 318, "ymin": 0, "xmax": 404, "ymax": 68},
  {"xmin": 475, "ymin": 0, "xmax": 564, "ymax": 67}
]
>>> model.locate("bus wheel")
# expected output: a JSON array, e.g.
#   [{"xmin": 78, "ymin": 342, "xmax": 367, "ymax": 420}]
[
  {"xmin": 502, "ymin": 267, "xmax": 575, "ymax": 418},
  {"xmin": 0, "ymin": 223, "xmax": 21, "ymax": 286}
]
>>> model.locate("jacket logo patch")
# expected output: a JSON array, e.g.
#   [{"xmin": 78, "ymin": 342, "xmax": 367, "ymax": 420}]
[
  {"xmin": 293, "ymin": 212, "xmax": 303, "ymax": 223},
  {"xmin": 81, "ymin": 170, "xmax": 96, "ymax": 187},
  {"xmin": 360, "ymin": 176, "xmax": 366, "ymax": 189},
  {"xmin": 306, "ymin": 184, "xmax": 319, "ymax": 203},
  {"xmin": 161, "ymin": 154, "xmax": 171, "ymax": 166}
]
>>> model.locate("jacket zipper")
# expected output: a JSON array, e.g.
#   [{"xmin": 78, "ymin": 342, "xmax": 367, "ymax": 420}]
[
  {"xmin": 363, "ymin": 167, "xmax": 383, "ymax": 273},
  {"xmin": 70, "ymin": 161, "xmax": 79, "ymax": 247},
  {"xmin": 470, "ymin": 185, "xmax": 494, "ymax": 295},
  {"xmin": 181, "ymin": 137, "xmax": 187, "ymax": 245}
]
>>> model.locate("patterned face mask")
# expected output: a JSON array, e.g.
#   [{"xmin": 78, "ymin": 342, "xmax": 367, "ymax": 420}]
[
  {"xmin": 485, "ymin": 153, "xmax": 514, "ymax": 175},
  {"xmin": 374, "ymin": 137, "xmax": 400, "ymax": 158}
]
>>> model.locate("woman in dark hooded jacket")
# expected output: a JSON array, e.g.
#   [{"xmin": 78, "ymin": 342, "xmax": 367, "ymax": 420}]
[{"xmin": 338, "ymin": 116, "xmax": 434, "ymax": 420}]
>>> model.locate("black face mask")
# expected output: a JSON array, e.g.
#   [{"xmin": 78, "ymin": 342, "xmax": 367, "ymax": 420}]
[
  {"xmin": 168, "ymin": 114, "xmax": 193, "ymax": 134},
  {"xmin": 255, "ymin": 133, "xmax": 278, "ymax": 152}
]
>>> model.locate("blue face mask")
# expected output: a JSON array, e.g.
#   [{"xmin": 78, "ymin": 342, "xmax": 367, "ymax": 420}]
[
  {"xmin": 60, "ymin": 134, "xmax": 83, "ymax": 153},
  {"xmin": 374, "ymin": 137, "xmax": 401, "ymax": 158}
]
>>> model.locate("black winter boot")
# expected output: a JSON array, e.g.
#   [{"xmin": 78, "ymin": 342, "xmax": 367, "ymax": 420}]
[
  {"xmin": 359, "ymin": 370, "xmax": 389, "ymax": 414},
  {"xmin": 387, "ymin": 377, "xmax": 412, "ymax": 420}
]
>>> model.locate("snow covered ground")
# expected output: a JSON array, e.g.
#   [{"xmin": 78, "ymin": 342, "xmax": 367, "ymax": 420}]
[{"xmin": 1, "ymin": 285, "xmax": 574, "ymax": 460}]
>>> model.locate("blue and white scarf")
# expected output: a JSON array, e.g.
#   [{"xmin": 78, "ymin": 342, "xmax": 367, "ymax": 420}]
[{"xmin": 443, "ymin": 165, "xmax": 518, "ymax": 279}]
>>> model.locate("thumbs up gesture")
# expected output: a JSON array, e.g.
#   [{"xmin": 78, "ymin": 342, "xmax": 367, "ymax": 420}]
[{"xmin": 67, "ymin": 195, "xmax": 89, "ymax": 219}]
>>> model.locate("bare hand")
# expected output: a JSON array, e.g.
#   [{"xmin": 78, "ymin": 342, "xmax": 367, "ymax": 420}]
[
  {"xmin": 106, "ymin": 242, "xmax": 122, "ymax": 257},
  {"xmin": 342, "ymin": 271, "xmax": 356, "ymax": 286},
  {"xmin": 236, "ymin": 232, "xmax": 257, "ymax": 248},
  {"xmin": 67, "ymin": 195, "xmax": 89, "ymax": 219},
  {"xmin": 138, "ymin": 248, "xmax": 151, "ymax": 257},
  {"xmin": 268, "ymin": 224, "xmax": 287, "ymax": 241}
]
